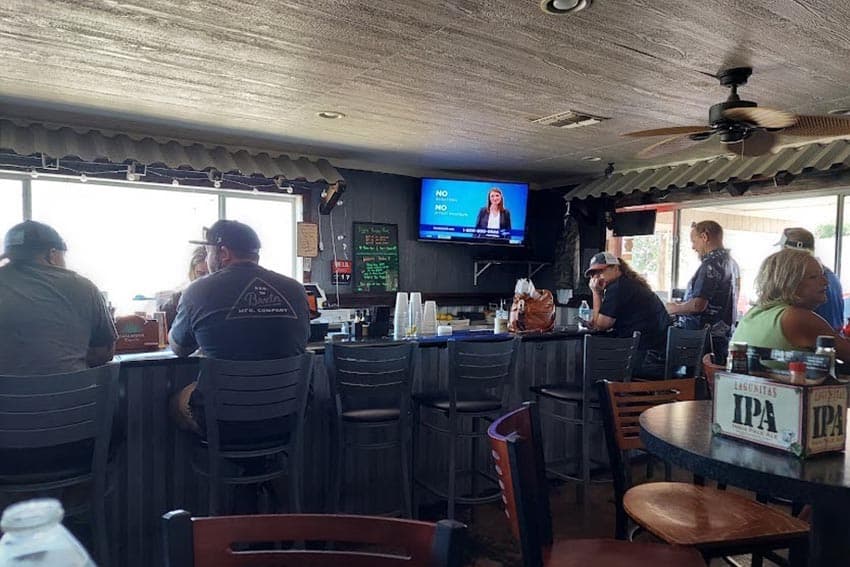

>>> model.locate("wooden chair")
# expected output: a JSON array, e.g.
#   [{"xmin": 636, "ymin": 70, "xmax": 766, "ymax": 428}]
[
  {"xmin": 162, "ymin": 509, "xmax": 466, "ymax": 567},
  {"xmin": 0, "ymin": 363, "xmax": 120, "ymax": 566},
  {"xmin": 529, "ymin": 333, "xmax": 639, "ymax": 503},
  {"xmin": 701, "ymin": 353, "xmax": 724, "ymax": 397},
  {"xmin": 487, "ymin": 402, "xmax": 706, "ymax": 567},
  {"xmin": 325, "ymin": 341, "xmax": 415, "ymax": 516},
  {"xmin": 598, "ymin": 379, "xmax": 810, "ymax": 565}
]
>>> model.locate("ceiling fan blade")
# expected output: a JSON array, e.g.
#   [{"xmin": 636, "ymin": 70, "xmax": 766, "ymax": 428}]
[
  {"xmin": 636, "ymin": 134, "xmax": 705, "ymax": 159},
  {"xmin": 782, "ymin": 114, "xmax": 850, "ymax": 137},
  {"xmin": 722, "ymin": 107, "xmax": 796, "ymax": 128},
  {"xmin": 725, "ymin": 130, "xmax": 778, "ymax": 157},
  {"xmin": 622, "ymin": 126, "xmax": 711, "ymax": 138}
]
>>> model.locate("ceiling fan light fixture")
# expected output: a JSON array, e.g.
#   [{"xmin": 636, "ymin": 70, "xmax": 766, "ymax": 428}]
[{"xmin": 540, "ymin": 0, "xmax": 590, "ymax": 15}]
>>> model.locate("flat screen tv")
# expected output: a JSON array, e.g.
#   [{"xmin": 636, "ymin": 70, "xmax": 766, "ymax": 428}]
[
  {"xmin": 419, "ymin": 178, "xmax": 529, "ymax": 245},
  {"xmin": 612, "ymin": 210, "xmax": 657, "ymax": 236}
]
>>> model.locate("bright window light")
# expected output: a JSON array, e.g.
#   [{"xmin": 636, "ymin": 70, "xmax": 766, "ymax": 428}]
[
  {"xmin": 226, "ymin": 197, "xmax": 297, "ymax": 278},
  {"xmin": 0, "ymin": 180, "xmax": 24, "ymax": 249}
]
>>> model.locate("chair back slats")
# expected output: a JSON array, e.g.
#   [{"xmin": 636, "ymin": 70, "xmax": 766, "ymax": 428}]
[
  {"xmin": 0, "ymin": 364, "xmax": 118, "ymax": 450},
  {"xmin": 162, "ymin": 510, "xmax": 465, "ymax": 567},
  {"xmin": 664, "ymin": 326, "xmax": 709, "ymax": 379},
  {"xmin": 583, "ymin": 333, "xmax": 640, "ymax": 386},
  {"xmin": 487, "ymin": 403, "xmax": 551, "ymax": 567},
  {"xmin": 326, "ymin": 342, "xmax": 414, "ymax": 414},
  {"xmin": 448, "ymin": 338, "xmax": 517, "ymax": 401}
]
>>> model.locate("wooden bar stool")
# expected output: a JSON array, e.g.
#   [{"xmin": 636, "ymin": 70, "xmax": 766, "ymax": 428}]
[{"xmin": 487, "ymin": 402, "xmax": 707, "ymax": 567}]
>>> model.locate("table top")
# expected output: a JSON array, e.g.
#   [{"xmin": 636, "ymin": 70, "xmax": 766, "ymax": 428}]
[{"xmin": 640, "ymin": 400, "xmax": 850, "ymax": 503}]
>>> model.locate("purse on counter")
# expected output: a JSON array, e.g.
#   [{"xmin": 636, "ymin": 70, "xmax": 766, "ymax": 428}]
[{"xmin": 508, "ymin": 278, "xmax": 555, "ymax": 333}]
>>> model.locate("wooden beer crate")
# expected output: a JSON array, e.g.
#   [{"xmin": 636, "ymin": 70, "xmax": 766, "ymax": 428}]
[{"xmin": 713, "ymin": 371, "xmax": 847, "ymax": 458}]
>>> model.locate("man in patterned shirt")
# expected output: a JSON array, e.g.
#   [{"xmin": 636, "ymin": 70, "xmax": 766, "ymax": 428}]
[{"xmin": 666, "ymin": 220, "xmax": 740, "ymax": 362}]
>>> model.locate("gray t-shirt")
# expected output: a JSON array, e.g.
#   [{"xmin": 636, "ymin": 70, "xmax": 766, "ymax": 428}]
[{"xmin": 0, "ymin": 262, "xmax": 118, "ymax": 375}]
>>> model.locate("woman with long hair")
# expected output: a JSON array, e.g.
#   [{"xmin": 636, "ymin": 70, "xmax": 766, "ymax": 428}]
[
  {"xmin": 584, "ymin": 251, "xmax": 671, "ymax": 379},
  {"xmin": 732, "ymin": 248, "xmax": 850, "ymax": 360},
  {"xmin": 475, "ymin": 187, "xmax": 512, "ymax": 232}
]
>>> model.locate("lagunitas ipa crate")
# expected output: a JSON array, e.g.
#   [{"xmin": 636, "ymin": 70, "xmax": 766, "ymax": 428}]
[{"xmin": 713, "ymin": 371, "xmax": 847, "ymax": 458}]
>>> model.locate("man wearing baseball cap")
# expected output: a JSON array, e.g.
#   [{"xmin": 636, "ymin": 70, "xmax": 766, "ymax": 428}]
[
  {"xmin": 169, "ymin": 219, "xmax": 310, "ymax": 434},
  {"xmin": 777, "ymin": 227, "xmax": 844, "ymax": 330},
  {"xmin": 0, "ymin": 220, "xmax": 117, "ymax": 374}
]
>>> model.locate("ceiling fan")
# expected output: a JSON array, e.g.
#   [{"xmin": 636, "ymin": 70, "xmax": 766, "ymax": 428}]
[{"xmin": 623, "ymin": 67, "xmax": 850, "ymax": 159}]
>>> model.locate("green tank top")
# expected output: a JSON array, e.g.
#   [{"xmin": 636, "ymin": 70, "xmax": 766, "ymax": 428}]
[{"xmin": 730, "ymin": 304, "xmax": 797, "ymax": 351}]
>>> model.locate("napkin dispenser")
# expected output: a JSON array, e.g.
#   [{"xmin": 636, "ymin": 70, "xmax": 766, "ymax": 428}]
[{"xmin": 115, "ymin": 315, "xmax": 162, "ymax": 353}]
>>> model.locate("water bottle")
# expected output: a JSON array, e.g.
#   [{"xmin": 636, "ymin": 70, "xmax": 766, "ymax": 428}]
[
  {"xmin": 578, "ymin": 300, "xmax": 591, "ymax": 328},
  {"xmin": 0, "ymin": 499, "xmax": 95, "ymax": 567}
]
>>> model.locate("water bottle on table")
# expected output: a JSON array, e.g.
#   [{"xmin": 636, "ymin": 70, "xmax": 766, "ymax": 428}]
[
  {"xmin": 0, "ymin": 498, "xmax": 95, "ymax": 566},
  {"xmin": 578, "ymin": 300, "xmax": 591, "ymax": 329}
]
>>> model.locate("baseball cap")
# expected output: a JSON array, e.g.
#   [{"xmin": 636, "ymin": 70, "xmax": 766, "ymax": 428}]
[
  {"xmin": 775, "ymin": 227, "xmax": 815, "ymax": 251},
  {"xmin": 584, "ymin": 251, "xmax": 620, "ymax": 277},
  {"xmin": 189, "ymin": 220, "xmax": 261, "ymax": 253},
  {"xmin": 1, "ymin": 221, "xmax": 67, "ymax": 260}
]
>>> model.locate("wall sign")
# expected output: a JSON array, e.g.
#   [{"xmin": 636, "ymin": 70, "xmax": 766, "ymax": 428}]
[
  {"xmin": 352, "ymin": 222, "xmax": 400, "ymax": 292},
  {"xmin": 297, "ymin": 222, "xmax": 319, "ymax": 258},
  {"xmin": 331, "ymin": 260, "xmax": 352, "ymax": 285}
]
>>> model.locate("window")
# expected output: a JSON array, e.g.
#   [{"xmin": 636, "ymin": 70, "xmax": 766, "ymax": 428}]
[
  {"xmin": 678, "ymin": 196, "xmax": 839, "ymax": 315},
  {"xmin": 225, "ymin": 196, "xmax": 298, "ymax": 278},
  {"xmin": 28, "ymin": 178, "xmax": 301, "ymax": 315},
  {"xmin": 0, "ymin": 179, "xmax": 24, "ymax": 252},
  {"xmin": 606, "ymin": 210, "xmax": 674, "ymax": 298}
]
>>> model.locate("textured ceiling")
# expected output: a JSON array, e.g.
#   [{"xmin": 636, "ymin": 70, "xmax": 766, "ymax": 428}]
[{"xmin": 2, "ymin": 0, "xmax": 850, "ymax": 185}]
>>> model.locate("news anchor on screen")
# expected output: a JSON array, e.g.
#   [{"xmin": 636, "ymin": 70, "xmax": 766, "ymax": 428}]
[{"xmin": 475, "ymin": 187, "xmax": 512, "ymax": 232}]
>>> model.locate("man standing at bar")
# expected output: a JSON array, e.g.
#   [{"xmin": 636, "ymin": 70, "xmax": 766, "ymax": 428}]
[
  {"xmin": 776, "ymin": 227, "xmax": 844, "ymax": 331},
  {"xmin": 0, "ymin": 220, "xmax": 117, "ymax": 374},
  {"xmin": 169, "ymin": 220, "xmax": 310, "ymax": 433},
  {"xmin": 666, "ymin": 220, "xmax": 739, "ymax": 362}
]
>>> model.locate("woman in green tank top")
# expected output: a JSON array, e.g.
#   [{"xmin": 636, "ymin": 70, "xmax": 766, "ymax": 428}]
[{"xmin": 731, "ymin": 249, "xmax": 850, "ymax": 360}]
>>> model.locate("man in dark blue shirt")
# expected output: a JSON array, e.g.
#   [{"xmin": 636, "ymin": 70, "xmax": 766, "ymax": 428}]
[
  {"xmin": 667, "ymin": 220, "xmax": 739, "ymax": 361},
  {"xmin": 169, "ymin": 220, "xmax": 309, "ymax": 433},
  {"xmin": 776, "ymin": 227, "xmax": 844, "ymax": 331}
]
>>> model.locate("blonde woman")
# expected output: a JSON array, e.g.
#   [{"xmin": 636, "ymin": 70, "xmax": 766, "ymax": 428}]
[{"xmin": 732, "ymin": 248, "xmax": 850, "ymax": 360}]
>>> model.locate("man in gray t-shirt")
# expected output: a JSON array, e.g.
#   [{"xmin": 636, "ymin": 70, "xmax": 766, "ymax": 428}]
[{"xmin": 0, "ymin": 221, "xmax": 117, "ymax": 375}]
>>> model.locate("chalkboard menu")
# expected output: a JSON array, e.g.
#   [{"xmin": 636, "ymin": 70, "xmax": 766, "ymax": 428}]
[{"xmin": 353, "ymin": 222, "xmax": 400, "ymax": 292}]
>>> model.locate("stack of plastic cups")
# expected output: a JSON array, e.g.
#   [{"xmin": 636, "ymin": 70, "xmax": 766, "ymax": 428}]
[
  {"xmin": 408, "ymin": 292, "xmax": 423, "ymax": 337},
  {"xmin": 421, "ymin": 301, "xmax": 438, "ymax": 336},
  {"xmin": 393, "ymin": 292, "xmax": 409, "ymax": 340}
]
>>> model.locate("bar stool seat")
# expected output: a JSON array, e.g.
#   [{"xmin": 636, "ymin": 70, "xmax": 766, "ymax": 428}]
[
  {"xmin": 342, "ymin": 408, "xmax": 401, "ymax": 422},
  {"xmin": 530, "ymin": 384, "xmax": 584, "ymax": 402},
  {"xmin": 544, "ymin": 539, "xmax": 706, "ymax": 567},
  {"xmin": 413, "ymin": 392, "xmax": 503, "ymax": 413}
]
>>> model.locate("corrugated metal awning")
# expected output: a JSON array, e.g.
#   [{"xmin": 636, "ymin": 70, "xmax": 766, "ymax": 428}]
[
  {"xmin": 0, "ymin": 119, "xmax": 343, "ymax": 183},
  {"xmin": 568, "ymin": 139, "xmax": 850, "ymax": 200}
]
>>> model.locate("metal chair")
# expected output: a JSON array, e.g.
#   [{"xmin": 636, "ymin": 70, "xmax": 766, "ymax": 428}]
[
  {"xmin": 162, "ymin": 509, "xmax": 466, "ymax": 567},
  {"xmin": 598, "ymin": 379, "xmax": 809, "ymax": 566},
  {"xmin": 529, "ymin": 332, "xmax": 639, "ymax": 503},
  {"xmin": 0, "ymin": 363, "xmax": 120, "ymax": 566},
  {"xmin": 663, "ymin": 326, "xmax": 709, "ymax": 379},
  {"xmin": 192, "ymin": 354, "xmax": 313, "ymax": 515},
  {"xmin": 487, "ymin": 402, "xmax": 706, "ymax": 567},
  {"xmin": 412, "ymin": 336, "xmax": 518, "ymax": 519},
  {"xmin": 325, "ymin": 341, "xmax": 415, "ymax": 517}
]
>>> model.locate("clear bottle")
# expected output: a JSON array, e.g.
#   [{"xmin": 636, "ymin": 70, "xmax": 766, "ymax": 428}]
[
  {"xmin": 0, "ymin": 499, "xmax": 95, "ymax": 567},
  {"xmin": 815, "ymin": 335, "xmax": 837, "ymax": 379},
  {"xmin": 578, "ymin": 300, "xmax": 591, "ymax": 328}
]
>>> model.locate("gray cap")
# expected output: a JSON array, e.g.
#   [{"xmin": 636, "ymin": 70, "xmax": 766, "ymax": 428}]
[
  {"xmin": 1, "ymin": 221, "xmax": 67, "ymax": 261},
  {"xmin": 775, "ymin": 227, "xmax": 815, "ymax": 251}
]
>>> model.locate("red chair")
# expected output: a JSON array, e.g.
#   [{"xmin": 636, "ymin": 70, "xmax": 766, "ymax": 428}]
[
  {"xmin": 162, "ymin": 510, "xmax": 465, "ymax": 567},
  {"xmin": 487, "ymin": 403, "xmax": 706, "ymax": 567}
]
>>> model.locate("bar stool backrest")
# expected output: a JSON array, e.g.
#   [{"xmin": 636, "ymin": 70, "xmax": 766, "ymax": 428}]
[
  {"xmin": 488, "ymin": 402, "xmax": 550, "ymax": 567},
  {"xmin": 663, "ymin": 326, "xmax": 709, "ymax": 380},
  {"xmin": 582, "ymin": 332, "xmax": 640, "ymax": 396},
  {"xmin": 325, "ymin": 342, "xmax": 415, "ymax": 414},
  {"xmin": 198, "ymin": 354, "xmax": 313, "ymax": 452},
  {"xmin": 447, "ymin": 337, "xmax": 518, "ymax": 406},
  {"xmin": 0, "ymin": 363, "xmax": 119, "ymax": 477}
]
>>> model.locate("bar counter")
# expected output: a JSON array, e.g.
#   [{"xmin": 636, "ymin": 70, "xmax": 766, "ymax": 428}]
[{"xmin": 111, "ymin": 329, "xmax": 587, "ymax": 567}]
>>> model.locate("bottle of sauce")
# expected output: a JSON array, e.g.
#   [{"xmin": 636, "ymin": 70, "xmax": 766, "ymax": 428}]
[
  {"xmin": 842, "ymin": 318, "xmax": 850, "ymax": 338},
  {"xmin": 726, "ymin": 342, "xmax": 748, "ymax": 374},
  {"xmin": 788, "ymin": 361, "xmax": 807, "ymax": 386},
  {"xmin": 815, "ymin": 335, "xmax": 837, "ymax": 379}
]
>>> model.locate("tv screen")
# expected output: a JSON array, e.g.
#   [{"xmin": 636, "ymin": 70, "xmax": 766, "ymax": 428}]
[
  {"xmin": 612, "ymin": 210, "xmax": 656, "ymax": 236},
  {"xmin": 419, "ymin": 178, "xmax": 529, "ymax": 245}
]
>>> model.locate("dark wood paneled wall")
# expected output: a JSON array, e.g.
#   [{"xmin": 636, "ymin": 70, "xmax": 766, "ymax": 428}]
[{"xmin": 306, "ymin": 169, "xmax": 564, "ymax": 306}]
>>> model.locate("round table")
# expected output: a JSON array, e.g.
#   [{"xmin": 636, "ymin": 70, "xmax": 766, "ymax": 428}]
[{"xmin": 639, "ymin": 400, "xmax": 850, "ymax": 567}]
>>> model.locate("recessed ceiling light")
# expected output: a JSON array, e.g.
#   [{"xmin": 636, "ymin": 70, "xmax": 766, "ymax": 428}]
[
  {"xmin": 581, "ymin": 155, "xmax": 602, "ymax": 161},
  {"xmin": 828, "ymin": 108, "xmax": 850, "ymax": 116},
  {"xmin": 316, "ymin": 110, "xmax": 346, "ymax": 119},
  {"xmin": 540, "ymin": 0, "xmax": 591, "ymax": 15}
]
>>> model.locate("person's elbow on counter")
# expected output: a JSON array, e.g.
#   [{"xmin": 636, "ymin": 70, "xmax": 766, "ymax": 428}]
[
  {"xmin": 169, "ymin": 332, "xmax": 194, "ymax": 358},
  {"xmin": 87, "ymin": 342, "xmax": 115, "ymax": 367}
]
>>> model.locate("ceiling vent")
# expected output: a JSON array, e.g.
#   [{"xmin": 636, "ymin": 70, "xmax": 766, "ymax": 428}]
[{"xmin": 530, "ymin": 110, "xmax": 608, "ymax": 129}]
